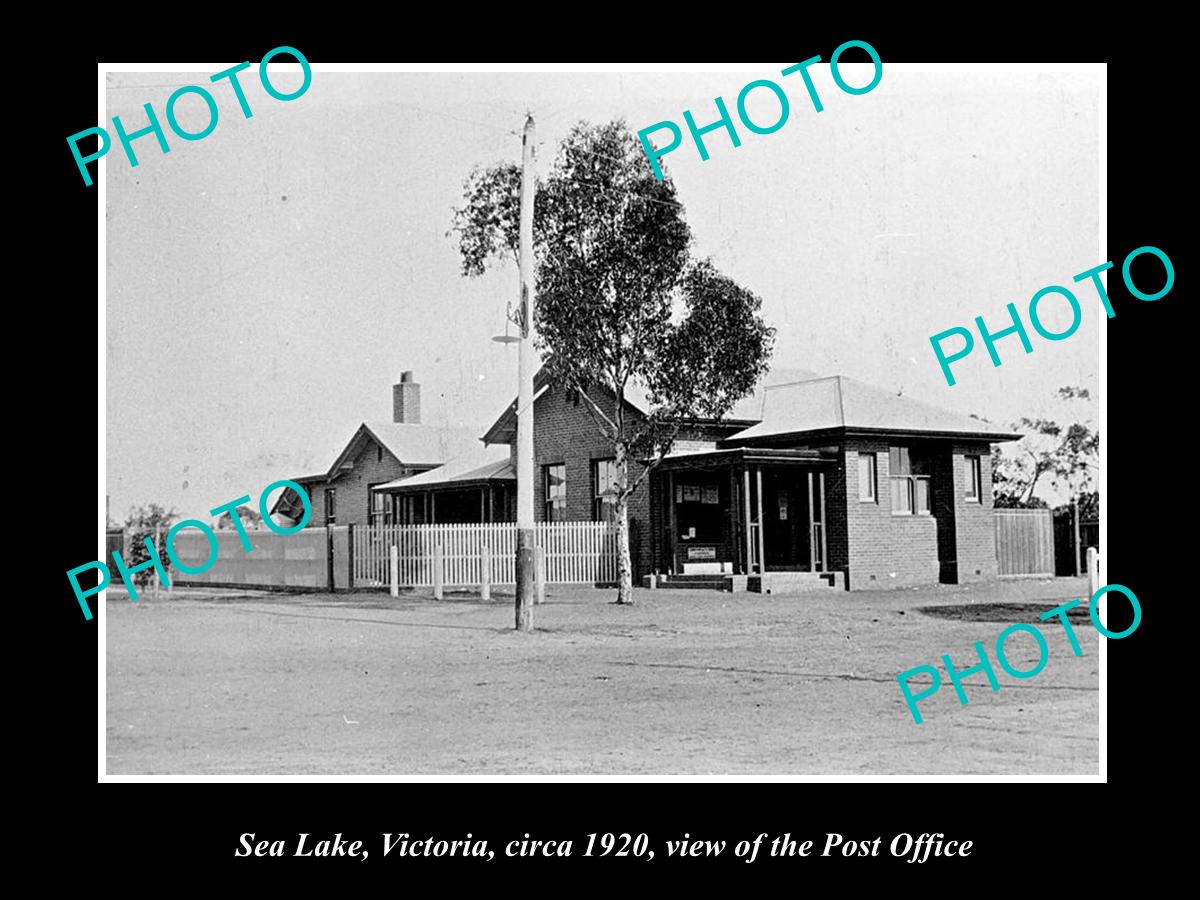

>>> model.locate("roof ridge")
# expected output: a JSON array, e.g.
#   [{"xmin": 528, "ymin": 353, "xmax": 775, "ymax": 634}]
[{"xmin": 764, "ymin": 373, "xmax": 839, "ymax": 391}]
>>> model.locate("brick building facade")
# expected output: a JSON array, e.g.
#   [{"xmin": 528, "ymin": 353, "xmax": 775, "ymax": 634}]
[{"xmin": 475, "ymin": 369, "xmax": 1018, "ymax": 591}]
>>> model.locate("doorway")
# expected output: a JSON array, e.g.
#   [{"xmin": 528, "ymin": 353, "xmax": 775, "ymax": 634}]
[{"xmin": 762, "ymin": 469, "xmax": 826, "ymax": 572}]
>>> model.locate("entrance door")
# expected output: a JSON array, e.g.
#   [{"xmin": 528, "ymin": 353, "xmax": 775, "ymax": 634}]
[{"xmin": 763, "ymin": 471, "xmax": 809, "ymax": 570}]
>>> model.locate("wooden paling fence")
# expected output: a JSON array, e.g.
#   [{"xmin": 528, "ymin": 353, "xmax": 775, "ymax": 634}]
[
  {"xmin": 353, "ymin": 522, "xmax": 620, "ymax": 589},
  {"xmin": 994, "ymin": 508, "xmax": 1055, "ymax": 576}
]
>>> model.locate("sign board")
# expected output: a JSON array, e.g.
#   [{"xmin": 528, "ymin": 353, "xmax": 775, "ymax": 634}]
[{"xmin": 687, "ymin": 546, "xmax": 717, "ymax": 560}]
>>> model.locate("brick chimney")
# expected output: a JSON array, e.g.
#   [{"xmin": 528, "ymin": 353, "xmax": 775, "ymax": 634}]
[{"xmin": 393, "ymin": 371, "xmax": 421, "ymax": 424}]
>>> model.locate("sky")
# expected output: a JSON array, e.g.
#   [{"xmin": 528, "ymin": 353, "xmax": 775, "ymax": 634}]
[{"xmin": 105, "ymin": 64, "xmax": 1101, "ymax": 522}]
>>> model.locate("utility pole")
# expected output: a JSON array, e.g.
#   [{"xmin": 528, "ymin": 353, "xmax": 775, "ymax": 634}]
[{"xmin": 515, "ymin": 114, "xmax": 537, "ymax": 633}]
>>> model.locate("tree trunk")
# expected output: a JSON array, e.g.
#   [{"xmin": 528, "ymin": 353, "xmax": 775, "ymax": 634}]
[{"xmin": 615, "ymin": 442, "xmax": 634, "ymax": 605}]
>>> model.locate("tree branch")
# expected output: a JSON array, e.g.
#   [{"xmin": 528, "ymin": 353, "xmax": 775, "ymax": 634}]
[
  {"xmin": 622, "ymin": 420, "xmax": 682, "ymax": 498},
  {"xmin": 575, "ymin": 386, "xmax": 618, "ymax": 440}
]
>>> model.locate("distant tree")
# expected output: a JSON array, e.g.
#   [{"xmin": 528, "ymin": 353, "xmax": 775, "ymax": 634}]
[
  {"xmin": 991, "ymin": 386, "xmax": 1098, "ymax": 507},
  {"xmin": 991, "ymin": 386, "xmax": 1098, "ymax": 573},
  {"xmin": 452, "ymin": 120, "xmax": 775, "ymax": 604},
  {"xmin": 124, "ymin": 503, "xmax": 178, "ymax": 588},
  {"xmin": 216, "ymin": 505, "xmax": 263, "ymax": 531},
  {"xmin": 1075, "ymin": 489, "xmax": 1099, "ymax": 522}
]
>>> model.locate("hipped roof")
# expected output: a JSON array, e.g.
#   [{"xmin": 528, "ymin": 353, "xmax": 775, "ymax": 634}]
[
  {"xmin": 725, "ymin": 376, "xmax": 1020, "ymax": 443},
  {"xmin": 481, "ymin": 367, "xmax": 1017, "ymax": 446}
]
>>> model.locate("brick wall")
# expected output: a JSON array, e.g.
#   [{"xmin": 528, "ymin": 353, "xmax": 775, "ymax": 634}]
[
  {"xmin": 839, "ymin": 438, "xmax": 940, "ymax": 589},
  {"xmin": 528, "ymin": 386, "xmax": 652, "ymax": 578},
  {"xmin": 950, "ymin": 440, "xmax": 999, "ymax": 582},
  {"xmin": 835, "ymin": 437, "xmax": 1000, "ymax": 589}
]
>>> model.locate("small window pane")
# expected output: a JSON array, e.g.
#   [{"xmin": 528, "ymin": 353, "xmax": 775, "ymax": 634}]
[
  {"xmin": 915, "ymin": 476, "xmax": 931, "ymax": 514},
  {"xmin": 965, "ymin": 456, "xmax": 981, "ymax": 500},
  {"xmin": 593, "ymin": 459, "xmax": 618, "ymax": 522},
  {"xmin": 544, "ymin": 464, "xmax": 566, "ymax": 521},
  {"xmin": 889, "ymin": 446, "xmax": 907, "ymax": 475},
  {"xmin": 890, "ymin": 477, "xmax": 912, "ymax": 513},
  {"xmin": 858, "ymin": 452, "xmax": 876, "ymax": 501},
  {"xmin": 909, "ymin": 453, "xmax": 930, "ymax": 476}
]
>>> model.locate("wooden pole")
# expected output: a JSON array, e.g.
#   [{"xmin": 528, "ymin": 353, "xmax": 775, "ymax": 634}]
[
  {"xmin": 808, "ymin": 471, "xmax": 816, "ymax": 572},
  {"xmin": 515, "ymin": 113, "xmax": 537, "ymax": 633},
  {"xmin": 755, "ymin": 467, "xmax": 766, "ymax": 576},
  {"xmin": 326, "ymin": 524, "xmax": 335, "ymax": 592},
  {"xmin": 347, "ymin": 523, "xmax": 355, "ymax": 590},
  {"xmin": 390, "ymin": 544, "xmax": 399, "ymax": 598},
  {"xmin": 433, "ymin": 542, "xmax": 444, "ymax": 600},
  {"xmin": 481, "ymin": 544, "xmax": 491, "ymax": 601},
  {"xmin": 1080, "ymin": 494, "xmax": 1089, "ymax": 578},
  {"xmin": 818, "ymin": 471, "xmax": 828, "ymax": 572},
  {"xmin": 742, "ymin": 467, "xmax": 753, "ymax": 573},
  {"xmin": 753, "ymin": 468, "xmax": 763, "ymax": 573}
]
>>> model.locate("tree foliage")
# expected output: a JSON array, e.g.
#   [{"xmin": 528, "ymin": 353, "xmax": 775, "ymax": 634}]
[
  {"xmin": 216, "ymin": 505, "xmax": 263, "ymax": 530},
  {"xmin": 451, "ymin": 120, "xmax": 776, "ymax": 603},
  {"xmin": 124, "ymin": 503, "xmax": 178, "ymax": 588},
  {"xmin": 991, "ymin": 387, "xmax": 1098, "ymax": 507}
]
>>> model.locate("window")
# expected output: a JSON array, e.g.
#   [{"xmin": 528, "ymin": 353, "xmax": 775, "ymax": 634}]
[
  {"xmin": 889, "ymin": 446, "xmax": 932, "ymax": 516},
  {"xmin": 858, "ymin": 452, "xmax": 877, "ymax": 502},
  {"xmin": 543, "ymin": 464, "xmax": 566, "ymax": 521},
  {"xmin": 324, "ymin": 487, "xmax": 337, "ymax": 525},
  {"xmin": 965, "ymin": 455, "xmax": 982, "ymax": 501},
  {"xmin": 593, "ymin": 458, "xmax": 619, "ymax": 522},
  {"xmin": 377, "ymin": 445, "xmax": 383, "ymax": 463},
  {"xmin": 368, "ymin": 484, "xmax": 388, "ymax": 525}
]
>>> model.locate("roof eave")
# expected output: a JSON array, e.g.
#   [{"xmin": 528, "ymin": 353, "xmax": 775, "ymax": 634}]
[{"xmin": 722, "ymin": 425, "xmax": 1022, "ymax": 447}]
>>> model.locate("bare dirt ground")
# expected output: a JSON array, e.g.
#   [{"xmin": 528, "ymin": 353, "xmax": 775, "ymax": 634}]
[{"xmin": 105, "ymin": 578, "xmax": 1100, "ymax": 775}]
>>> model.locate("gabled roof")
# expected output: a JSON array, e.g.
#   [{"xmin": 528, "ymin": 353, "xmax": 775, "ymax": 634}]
[
  {"xmin": 375, "ymin": 446, "xmax": 513, "ymax": 492},
  {"xmin": 313, "ymin": 422, "xmax": 482, "ymax": 481},
  {"xmin": 480, "ymin": 365, "xmax": 822, "ymax": 444},
  {"xmin": 724, "ymin": 376, "xmax": 1020, "ymax": 443}
]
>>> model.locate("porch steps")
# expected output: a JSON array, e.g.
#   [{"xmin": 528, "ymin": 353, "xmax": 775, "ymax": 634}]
[
  {"xmin": 657, "ymin": 574, "xmax": 729, "ymax": 591},
  {"xmin": 650, "ymin": 572, "xmax": 845, "ymax": 593},
  {"xmin": 748, "ymin": 571, "xmax": 844, "ymax": 593}
]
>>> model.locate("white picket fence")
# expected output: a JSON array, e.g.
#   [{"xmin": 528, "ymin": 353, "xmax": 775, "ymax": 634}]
[{"xmin": 353, "ymin": 522, "xmax": 620, "ymax": 588}]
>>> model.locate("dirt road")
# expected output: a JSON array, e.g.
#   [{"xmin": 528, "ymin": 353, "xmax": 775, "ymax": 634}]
[{"xmin": 105, "ymin": 578, "xmax": 1099, "ymax": 775}]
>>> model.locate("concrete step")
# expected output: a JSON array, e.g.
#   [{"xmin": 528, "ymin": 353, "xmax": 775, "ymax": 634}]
[
  {"xmin": 658, "ymin": 576, "xmax": 728, "ymax": 590},
  {"xmin": 748, "ymin": 571, "xmax": 844, "ymax": 594}
]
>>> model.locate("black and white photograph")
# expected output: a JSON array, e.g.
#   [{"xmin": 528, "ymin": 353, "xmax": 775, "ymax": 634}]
[{"xmin": 95, "ymin": 60, "xmax": 1109, "ymax": 778}]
